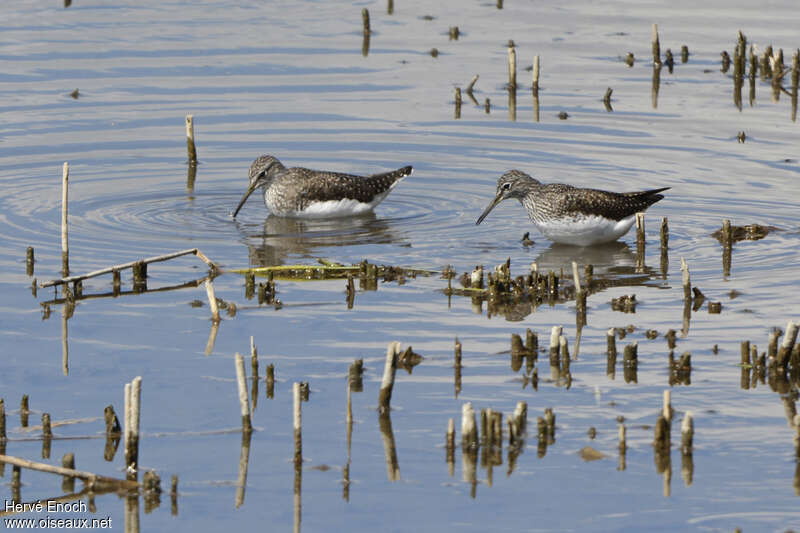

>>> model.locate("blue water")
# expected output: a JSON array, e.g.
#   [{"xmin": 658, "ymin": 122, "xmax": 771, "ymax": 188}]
[{"xmin": 1, "ymin": 1, "xmax": 799, "ymax": 531}]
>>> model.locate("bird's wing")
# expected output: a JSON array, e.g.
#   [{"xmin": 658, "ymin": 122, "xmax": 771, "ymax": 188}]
[
  {"xmin": 553, "ymin": 186, "xmax": 666, "ymax": 221},
  {"xmin": 288, "ymin": 167, "xmax": 410, "ymax": 210}
]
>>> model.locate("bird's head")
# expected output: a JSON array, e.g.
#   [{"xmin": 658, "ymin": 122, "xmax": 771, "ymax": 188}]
[
  {"xmin": 232, "ymin": 155, "xmax": 286, "ymax": 218},
  {"xmin": 475, "ymin": 170, "xmax": 539, "ymax": 225}
]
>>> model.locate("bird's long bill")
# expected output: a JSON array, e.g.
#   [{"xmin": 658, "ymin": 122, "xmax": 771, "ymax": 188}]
[
  {"xmin": 475, "ymin": 194, "xmax": 504, "ymax": 225},
  {"xmin": 232, "ymin": 181, "xmax": 260, "ymax": 218}
]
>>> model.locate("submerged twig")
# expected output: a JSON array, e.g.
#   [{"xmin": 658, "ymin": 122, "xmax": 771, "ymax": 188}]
[
  {"xmin": 41, "ymin": 248, "xmax": 218, "ymax": 288},
  {"xmin": 0, "ymin": 453, "xmax": 139, "ymax": 490}
]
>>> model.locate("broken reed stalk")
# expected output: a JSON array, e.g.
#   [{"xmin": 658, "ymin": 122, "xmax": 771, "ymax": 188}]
[
  {"xmin": 266, "ymin": 364, "xmax": 275, "ymax": 398},
  {"xmin": 549, "ymin": 326, "xmax": 562, "ymax": 360},
  {"xmin": 61, "ymin": 452, "xmax": 75, "ymax": 492},
  {"xmin": 603, "ymin": 87, "xmax": 613, "ymax": 111},
  {"xmin": 0, "ymin": 454, "xmax": 139, "ymax": 490},
  {"xmin": 21, "ymin": 395, "xmax": 29, "ymax": 427},
  {"xmin": 235, "ymin": 353, "xmax": 253, "ymax": 433},
  {"xmin": 454, "ymin": 87, "xmax": 462, "ymax": 119},
  {"xmin": 104, "ymin": 405, "xmax": 120, "ymax": 435},
  {"xmin": 681, "ymin": 411, "xmax": 694, "ymax": 453},
  {"xmin": 571, "ymin": 261, "xmax": 581, "ymax": 296},
  {"xmin": 131, "ymin": 260, "xmax": 147, "ymax": 290},
  {"xmin": 739, "ymin": 340, "xmax": 751, "ymax": 366},
  {"xmin": 26, "ymin": 246, "xmax": 34, "ymax": 276},
  {"xmin": 293, "ymin": 382, "xmax": 302, "ymax": 465},
  {"xmin": 636, "ymin": 213, "xmax": 646, "ymax": 244},
  {"xmin": 508, "ymin": 81, "xmax": 517, "ymax": 121},
  {"xmin": 660, "ymin": 217, "xmax": 669, "ymax": 248},
  {"xmin": 205, "ymin": 279, "xmax": 220, "ymax": 323},
  {"xmin": 461, "ymin": 402, "xmax": 477, "ymax": 448},
  {"xmin": 513, "ymin": 401, "xmax": 527, "ymax": 435},
  {"xmin": 454, "ymin": 337, "xmax": 462, "ymax": 397},
  {"xmin": 0, "ymin": 398, "xmax": 6, "ymax": 440},
  {"xmin": 124, "ymin": 377, "xmax": 142, "ymax": 472},
  {"xmin": 532, "ymin": 55, "xmax": 540, "ymax": 90},
  {"xmin": 123, "ymin": 384, "xmax": 130, "ymax": 462},
  {"xmin": 544, "ymin": 408, "xmax": 555, "ymax": 440},
  {"xmin": 722, "ymin": 219, "xmax": 733, "ymax": 244},
  {"xmin": 559, "ymin": 335, "xmax": 570, "ymax": 368},
  {"xmin": 40, "ymin": 248, "xmax": 217, "ymax": 288},
  {"xmin": 185, "ymin": 115, "xmax": 198, "ymax": 164},
  {"xmin": 652, "ymin": 24, "xmax": 661, "ymax": 66},
  {"xmin": 778, "ymin": 321, "xmax": 799, "ymax": 368},
  {"xmin": 607, "ymin": 328, "xmax": 617, "ymax": 356},
  {"xmin": 11, "ymin": 464, "xmax": 20, "ymax": 492},
  {"xmin": 663, "ymin": 389, "xmax": 672, "ymax": 422},
  {"xmin": 446, "ymin": 418, "xmax": 455, "ymax": 455},
  {"xmin": 654, "ymin": 415, "xmax": 670, "ymax": 446},
  {"xmin": 792, "ymin": 50, "xmax": 799, "ymax": 122},
  {"xmin": 508, "ymin": 43, "xmax": 517, "ymax": 89},
  {"xmin": 749, "ymin": 45, "xmax": 757, "ymax": 105},
  {"xmin": 651, "ymin": 52, "xmax": 662, "ymax": 108},
  {"xmin": 466, "ymin": 74, "xmax": 479, "ymax": 94},
  {"xmin": 378, "ymin": 341, "xmax": 401, "ymax": 413},
  {"xmin": 361, "ymin": 8, "xmax": 370, "ymax": 34},
  {"xmin": 170, "ymin": 475, "xmax": 178, "ymax": 515},
  {"xmin": 665, "ymin": 48, "xmax": 674, "ymax": 72},
  {"xmin": 42, "ymin": 413, "xmax": 52, "ymax": 438},
  {"xmin": 680, "ymin": 257, "xmax": 691, "ymax": 300},
  {"xmin": 768, "ymin": 330, "xmax": 780, "ymax": 359},
  {"xmin": 130, "ymin": 377, "xmax": 141, "ymax": 466},
  {"xmin": 250, "ymin": 336, "xmax": 258, "ymax": 377},
  {"xmin": 62, "ymin": 453, "xmax": 75, "ymax": 472},
  {"xmin": 61, "ymin": 162, "xmax": 69, "ymax": 276}
]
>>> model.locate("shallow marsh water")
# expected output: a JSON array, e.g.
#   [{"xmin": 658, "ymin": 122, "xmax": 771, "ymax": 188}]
[{"xmin": 1, "ymin": 1, "xmax": 800, "ymax": 531}]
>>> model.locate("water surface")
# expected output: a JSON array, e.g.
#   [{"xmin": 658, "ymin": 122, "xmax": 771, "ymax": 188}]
[{"xmin": 1, "ymin": 1, "xmax": 800, "ymax": 531}]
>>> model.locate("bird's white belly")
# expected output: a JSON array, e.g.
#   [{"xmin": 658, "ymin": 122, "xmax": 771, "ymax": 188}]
[
  {"xmin": 267, "ymin": 191, "xmax": 391, "ymax": 219},
  {"xmin": 536, "ymin": 214, "xmax": 636, "ymax": 246}
]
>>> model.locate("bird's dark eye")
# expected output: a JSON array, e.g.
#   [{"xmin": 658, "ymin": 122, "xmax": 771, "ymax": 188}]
[{"xmin": 502, "ymin": 182, "xmax": 511, "ymax": 190}]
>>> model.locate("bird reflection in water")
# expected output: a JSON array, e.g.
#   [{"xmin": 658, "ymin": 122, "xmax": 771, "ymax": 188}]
[{"xmin": 236, "ymin": 213, "xmax": 406, "ymax": 267}]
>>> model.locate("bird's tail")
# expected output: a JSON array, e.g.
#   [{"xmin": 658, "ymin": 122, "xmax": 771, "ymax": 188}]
[
  {"xmin": 370, "ymin": 166, "xmax": 413, "ymax": 182},
  {"xmin": 625, "ymin": 186, "xmax": 670, "ymax": 198}
]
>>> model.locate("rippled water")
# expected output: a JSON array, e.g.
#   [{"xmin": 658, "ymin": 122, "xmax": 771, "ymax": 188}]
[{"xmin": 2, "ymin": 0, "xmax": 800, "ymax": 531}]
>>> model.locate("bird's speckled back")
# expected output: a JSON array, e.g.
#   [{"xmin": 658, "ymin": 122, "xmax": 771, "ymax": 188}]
[
  {"xmin": 265, "ymin": 164, "xmax": 413, "ymax": 215},
  {"xmin": 501, "ymin": 170, "xmax": 666, "ymax": 223}
]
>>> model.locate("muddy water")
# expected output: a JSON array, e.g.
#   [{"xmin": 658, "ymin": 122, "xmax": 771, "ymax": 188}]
[{"xmin": 1, "ymin": 0, "xmax": 800, "ymax": 531}]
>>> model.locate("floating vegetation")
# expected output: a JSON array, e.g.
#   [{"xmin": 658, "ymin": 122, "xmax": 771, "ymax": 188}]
[
  {"xmin": 739, "ymin": 321, "xmax": 800, "ymax": 392},
  {"xmin": 520, "ymin": 232, "xmax": 534, "ymax": 246},
  {"xmin": 232, "ymin": 259, "xmax": 435, "ymax": 282},
  {"xmin": 625, "ymin": 52, "xmax": 635, "ymax": 67},
  {"xmin": 611, "ymin": 294, "xmax": 637, "ymax": 313},
  {"xmin": 442, "ymin": 258, "xmax": 657, "ymax": 320},
  {"xmin": 711, "ymin": 223, "xmax": 778, "ymax": 243},
  {"xmin": 398, "ymin": 346, "xmax": 424, "ymax": 374},
  {"xmin": 669, "ymin": 351, "xmax": 692, "ymax": 386},
  {"xmin": 580, "ymin": 446, "xmax": 608, "ymax": 462}
]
